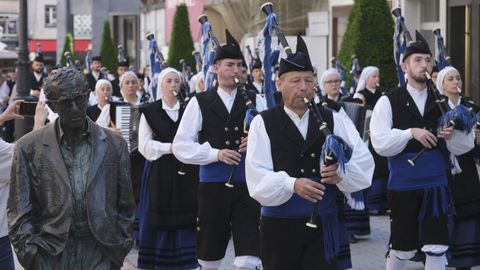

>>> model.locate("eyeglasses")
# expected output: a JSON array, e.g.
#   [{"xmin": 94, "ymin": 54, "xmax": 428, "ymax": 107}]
[
  {"xmin": 325, "ymin": 79, "xmax": 341, "ymax": 85},
  {"xmin": 48, "ymin": 92, "xmax": 88, "ymax": 107}
]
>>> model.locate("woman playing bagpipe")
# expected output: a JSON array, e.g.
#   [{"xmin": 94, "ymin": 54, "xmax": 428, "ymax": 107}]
[
  {"xmin": 136, "ymin": 67, "xmax": 199, "ymax": 270},
  {"xmin": 245, "ymin": 31, "xmax": 374, "ymax": 270},
  {"xmin": 353, "ymin": 66, "xmax": 389, "ymax": 215},
  {"xmin": 435, "ymin": 66, "xmax": 480, "ymax": 270}
]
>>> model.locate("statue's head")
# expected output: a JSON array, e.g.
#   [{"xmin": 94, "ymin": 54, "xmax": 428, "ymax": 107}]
[{"xmin": 44, "ymin": 67, "xmax": 89, "ymax": 132}]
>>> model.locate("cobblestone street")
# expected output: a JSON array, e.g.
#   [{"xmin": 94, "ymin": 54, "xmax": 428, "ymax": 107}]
[{"xmin": 120, "ymin": 215, "xmax": 480, "ymax": 270}]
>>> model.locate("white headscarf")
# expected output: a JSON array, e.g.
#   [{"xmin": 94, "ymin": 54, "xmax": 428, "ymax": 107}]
[
  {"xmin": 189, "ymin": 72, "xmax": 204, "ymax": 94},
  {"xmin": 435, "ymin": 66, "xmax": 458, "ymax": 95},
  {"xmin": 355, "ymin": 66, "xmax": 379, "ymax": 93},
  {"xmin": 319, "ymin": 68, "xmax": 341, "ymax": 96},
  {"xmin": 155, "ymin": 67, "xmax": 183, "ymax": 101},
  {"xmin": 119, "ymin": 71, "xmax": 137, "ymax": 88},
  {"xmin": 95, "ymin": 79, "xmax": 112, "ymax": 94}
]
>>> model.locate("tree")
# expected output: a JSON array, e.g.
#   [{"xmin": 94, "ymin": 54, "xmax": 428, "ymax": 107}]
[
  {"xmin": 60, "ymin": 32, "xmax": 74, "ymax": 66},
  {"xmin": 100, "ymin": 20, "xmax": 118, "ymax": 73},
  {"xmin": 167, "ymin": 4, "xmax": 195, "ymax": 71},
  {"xmin": 337, "ymin": 0, "xmax": 396, "ymax": 90}
]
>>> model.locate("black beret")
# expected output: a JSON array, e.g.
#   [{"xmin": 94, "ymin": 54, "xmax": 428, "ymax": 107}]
[
  {"xmin": 278, "ymin": 35, "xmax": 314, "ymax": 77},
  {"xmin": 214, "ymin": 29, "xmax": 243, "ymax": 62},
  {"xmin": 403, "ymin": 30, "xmax": 432, "ymax": 62}
]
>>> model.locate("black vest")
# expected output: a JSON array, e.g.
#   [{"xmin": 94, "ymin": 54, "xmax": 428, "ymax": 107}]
[
  {"xmin": 196, "ymin": 87, "xmax": 256, "ymax": 150},
  {"xmin": 261, "ymin": 105, "xmax": 334, "ymax": 179},
  {"xmin": 86, "ymin": 105, "xmax": 102, "ymax": 122},
  {"xmin": 140, "ymin": 100, "xmax": 198, "ymax": 228},
  {"xmin": 387, "ymin": 87, "xmax": 442, "ymax": 153},
  {"xmin": 357, "ymin": 88, "xmax": 384, "ymax": 109}
]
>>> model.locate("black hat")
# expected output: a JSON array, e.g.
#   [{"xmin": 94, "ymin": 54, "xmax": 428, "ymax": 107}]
[
  {"xmin": 118, "ymin": 59, "xmax": 129, "ymax": 67},
  {"xmin": 34, "ymin": 55, "xmax": 44, "ymax": 63},
  {"xmin": 402, "ymin": 30, "xmax": 432, "ymax": 62},
  {"xmin": 252, "ymin": 58, "xmax": 262, "ymax": 70},
  {"xmin": 136, "ymin": 72, "xmax": 144, "ymax": 80},
  {"xmin": 91, "ymin": 55, "xmax": 102, "ymax": 62},
  {"xmin": 278, "ymin": 35, "xmax": 314, "ymax": 77},
  {"xmin": 214, "ymin": 29, "xmax": 243, "ymax": 62}
]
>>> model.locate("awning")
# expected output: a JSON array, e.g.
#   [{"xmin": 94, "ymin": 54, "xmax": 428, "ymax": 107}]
[{"xmin": 29, "ymin": 39, "xmax": 91, "ymax": 53}]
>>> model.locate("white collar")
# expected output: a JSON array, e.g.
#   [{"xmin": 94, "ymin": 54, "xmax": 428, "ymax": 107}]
[
  {"xmin": 283, "ymin": 106, "xmax": 308, "ymax": 121},
  {"xmin": 162, "ymin": 100, "xmax": 180, "ymax": 111}
]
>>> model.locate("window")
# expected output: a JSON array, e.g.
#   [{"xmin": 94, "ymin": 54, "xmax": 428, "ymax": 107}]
[
  {"xmin": 45, "ymin": 5, "xmax": 57, "ymax": 27},
  {"xmin": 0, "ymin": 16, "xmax": 17, "ymax": 38},
  {"xmin": 420, "ymin": 0, "xmax": 440, "ymax": 23}
]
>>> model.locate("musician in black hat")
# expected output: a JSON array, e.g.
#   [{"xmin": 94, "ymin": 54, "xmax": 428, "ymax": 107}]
[
  {"xmin": 29, "ymin": 55, "xmax": 47, "ymax": 98},
  {"xmin": 245, "ymin": 35, "xmax": 373, "ymax": 270},
  {"xmin": 370, "ymin": 30, "xmax": 474, "ymax": 270},
  {"xmin": 86, "ymin": 56, "xmax": 107, "ymax": 94},
  {"xmin": 173, "ymin": 29, "xmax": 266, "ymax": 270},
  {"xmin": 247, "ymin": 59, "xmax": 263, "ymax": 94},
  {"xmin": 111, "ymin": 59, "xmax": 130, "ymax": 98}
]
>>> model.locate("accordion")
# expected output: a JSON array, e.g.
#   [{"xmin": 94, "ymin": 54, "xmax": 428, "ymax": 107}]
[
  {"xmin": 340, "ymin": 102, "xmax": 373, "ymax": 142},
  {"xmin": 110, "ymin": 102, "xmax": 141, "ymax": 153}
]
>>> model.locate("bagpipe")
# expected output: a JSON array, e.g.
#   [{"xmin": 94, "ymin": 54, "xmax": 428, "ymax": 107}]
[
  {"xmin": 261, "ymin": 2, "xmax": 352, "ymax": 228},
  {"xmin": 146, "ymin": 32, "xmax": 167, "ymax": 101},
  {"xmin": 198, "ymin": 14, "xmax": 220, "ymax": 90},
  {"xmin": 224, "ymin": 78, "xmax": 260, "ymax": 188},
  {"xmin": 330, "ymin": 57, "xmax": 350, "ymax": 97},
  {"xmin": 390, "ymin": 10, "xmax": 476, "ymax": 165},
  {"xmin": 391, "ymin": 7, "xmax": 412, "ymax": 87},
  {"xmin": 260, "ymin": 2, "xmax": 288, "ymax": 108},
  {"xmin": 350, "ymin": 55, "xmax": 361, "ymax": 95},
  {"xmin": 433, "ymin": 28, "xmax": 451, "ymax": 70},
  {"xmin": 407, "ymin": 72, "xmax": 475, "ymax": 165},
  {"xmin": 192, "ymin": 50, "xmax": 202, "ymax": 74},
  {"xmin": 196, "ymin": 14, "xmax": 260, "ymax": 188}
]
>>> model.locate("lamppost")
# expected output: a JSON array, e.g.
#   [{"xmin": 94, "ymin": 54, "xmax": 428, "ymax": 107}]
[{"xmin": 15, "ymin": 0, "xmax": 34, "ymax": 139}]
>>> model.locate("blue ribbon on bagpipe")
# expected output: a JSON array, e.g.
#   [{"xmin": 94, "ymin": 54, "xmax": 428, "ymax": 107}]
[
  {"xmin": 333, "ymin": 60, "xmax": 349, "ymax": 97},
  {"xmin": 349, "ymin": 57, "xmax": 360, "ymax": 95},
  {"xmin": 394, "ymin": 15, "xmax": 407, "ymax": 87},
  {"xmin": 319, "ymin": 134, "xmax": 363, "ymax": 209},
  {"xmin": 434, "ymin": 33, "xmax": 448, "ymax": 70},
  {"xmin": 148, "ymin": 38, "xmax": 163, "ymax": 101},
  {"xmin": 440, "ymin": 104, "xmax": 476, "ymax": 133},
  {"xmin": 201, "ymin": 21, "xmax": 217, "ymax": 91},
  {"xmin": 261, "ymin": 10, "xmax": 278, "ymax": 109}
]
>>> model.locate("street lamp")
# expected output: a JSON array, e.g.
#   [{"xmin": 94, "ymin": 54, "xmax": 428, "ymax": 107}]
[{"xmin": 15, "ymin": 0, "xmax": 34, "ymax": 139}]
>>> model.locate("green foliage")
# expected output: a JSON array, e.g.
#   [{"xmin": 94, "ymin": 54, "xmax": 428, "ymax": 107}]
[
  {"xmin": 337, "ymin": 0, "xmax": 397, "ymax": 90},
  {"xmin": 60, "ymin": 32, "xmax": 74, "ymax": 66},
  {"xmin": 167, "ymin": 4, "xmax": 195, "ymax": 71},
  {"xmin": 100, "ymin": 20, "xmax": 118, "ymax": 73}
]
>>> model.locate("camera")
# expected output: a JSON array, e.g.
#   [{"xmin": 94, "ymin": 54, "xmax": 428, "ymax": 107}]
[{"xmin": 19, "ymin": 101, "xmax": 38, "ymax": 117}]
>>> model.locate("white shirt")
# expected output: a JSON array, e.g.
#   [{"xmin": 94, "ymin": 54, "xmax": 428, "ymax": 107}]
[
  {"xmin": 253, "ymin": 81, "xmax": 263, "ymax": 93},
  {"xmin": 370, "ymin": 85, "xmax": 474, "ymax": 157},
  {"xmin": 138, "ymin": 100, "xmax": 180, "ymax": 161},
  {"xmin": 245, "ymin": 107, "xmax": 374, "ymax": 207},
  {"xmin": 0, "ymin": 81, "xmax": 10, "ymax": 107},
  {"xmin": 0, "ymin": 139, "xmax": 14, "ymax": 237},
  {"xmin": 172, "ymin": 88, "xmax": 267, "ymax": 165}
]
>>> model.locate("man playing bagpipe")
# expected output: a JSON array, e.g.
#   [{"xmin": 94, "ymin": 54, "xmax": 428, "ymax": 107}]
[
  {"xmin": 370, "ymin": 30, "xmax": 475, "ymax": 270},
  {"xmin": 245, "ymin": 35, "xmax": 373, "ymax": 270},
  {"xmin": 172, "ymin": 29, "xmax": 266, "ymax": 270}
]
